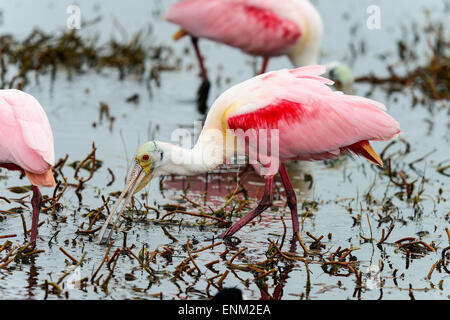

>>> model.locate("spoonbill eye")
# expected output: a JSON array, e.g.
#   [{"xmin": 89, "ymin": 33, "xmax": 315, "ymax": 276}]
[{"xmin": 142, "ymin": 155, "xmax": 149, "ymax": 161}]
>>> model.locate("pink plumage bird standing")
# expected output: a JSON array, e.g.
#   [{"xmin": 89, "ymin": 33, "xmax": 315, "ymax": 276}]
[
  {"xmin": 166, "ymin": 0, "xmax": 323, "ymax": 75},
  {"xmin": 98, "ymin": 66, "xmax": 400, "ymax": 243},
  {"xmin": 165, "ymin": 0, "xmax": 354, "ymax": 110},
  {"xmin": 0, "ymin": 89, "xmax": 55, "ymax": 243}
]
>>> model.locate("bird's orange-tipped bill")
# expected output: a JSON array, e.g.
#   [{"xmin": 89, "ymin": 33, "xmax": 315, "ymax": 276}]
[
  {"xmin": 25, "ymin": 169, "xmax": 55, "ymax": 187},
  {"xmin": 173, "ymin": 29, "xmax": 188, "ymax": 41},
  {"xmin": 348, "ymin": 140, "xmax": 383, "ymax": 168},
  {"xmin": 97, "ymin": 162, "xmax": 146, "ymax": 245}
]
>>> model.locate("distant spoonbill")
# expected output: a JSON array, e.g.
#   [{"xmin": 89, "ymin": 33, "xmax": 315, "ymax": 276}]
[
  {"xmin": 165, "ymin": 0, "xmax": 354, "ymax": 110},
  {"xmin": 97, "ymin": 65, "xmax": 399, "ymax": 243},
  {"xmin": 0, "ymin": 90, "xmax": 55, "ymax": 243}
]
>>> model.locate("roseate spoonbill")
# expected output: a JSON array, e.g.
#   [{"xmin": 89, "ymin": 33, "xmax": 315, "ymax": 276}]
[
  {"xmin": 97, "ymin": 65, "xmax": 400, "ymax": 243},
  {"xmin": 0, "ymin": 89, "xmax": 55, "ymax": 243},
  {"xmin": 165, "ymin": 0, "xmax": 354, "ymax": 111}
]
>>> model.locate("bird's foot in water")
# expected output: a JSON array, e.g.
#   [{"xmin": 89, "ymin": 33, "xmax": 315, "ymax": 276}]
[
  {"xmin": 219, "ymin": 223, "xmax": 243, "ymax": 240},
  {"xmin": 197, "ymin": 78, "xmax": 210, "ymax": 114},
  {"xmin": 219, "ymin": 231, "xmax": 242, "ymax": 246}
]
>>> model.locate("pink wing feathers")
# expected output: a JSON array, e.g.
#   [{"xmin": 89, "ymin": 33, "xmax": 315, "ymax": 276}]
[
  {"xmin": 165, "ymin": 0, "xmax": 301, "ymax": 56},
  {"xmin": 226, "ymin": 66, "xmax": 400, "ymax": 165},
  {"xmin": 0, "ymin": 89, "xmax": 55, "ymax": 177}
]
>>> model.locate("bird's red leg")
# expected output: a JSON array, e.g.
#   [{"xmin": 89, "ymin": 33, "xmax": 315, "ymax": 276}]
[
  {"xmin": 191, "ymin": 36, "xmax": 210, "ymax": 114},
  {"xmin": 191, "ymin": 37, "xmax": 208, "ymax": 81},
  {"xmin": 220, "ymin": 176, "xmax": 274, "ymax": 238},
  {"xmin": 30, "ymin": 186, "xmax": 42, "ymax": 243},
  {"xmin": 260, "ymin": 57, "xmax": 270, "ymax": 74},
  {"xmin": 278, "ymin": 164, "xmax": 299, "ymax": 234}
]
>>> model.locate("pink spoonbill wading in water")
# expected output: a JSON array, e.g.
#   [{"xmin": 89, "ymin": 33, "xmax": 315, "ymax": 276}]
[
  {"xmin": 165, "ymin": 0, "xmax": 354, "ymax": 112},
  {"xmin": 97, "ymin": 65, "xmax": 401, "ymax": 244},
  {"xmin": 0, "ymin": 89, "xmax": 56, "ymax": 244}
]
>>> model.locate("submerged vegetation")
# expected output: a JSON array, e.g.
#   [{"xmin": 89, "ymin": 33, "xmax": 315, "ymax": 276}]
[
  {"xmin": 0, "ymin": 19, "xmax": 180, "ymax": 92},
  {"xmin": 0, "ymin": 131, "xmax": 448, "ymax": 299},
  {"xmin": 356, "ymin": 19, "xmax": 449, "ymax": 107},
  {"xmin": 0, "ymin": 4, "xmax": 449, "ymax": 300}
]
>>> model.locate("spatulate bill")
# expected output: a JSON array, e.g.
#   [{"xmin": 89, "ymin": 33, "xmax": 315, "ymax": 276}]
[{"xmin": 97, "ymin": 162, "xmax": 144, "ymax": 244}]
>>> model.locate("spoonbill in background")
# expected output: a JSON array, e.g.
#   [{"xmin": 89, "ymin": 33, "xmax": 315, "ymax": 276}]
[
  {"xmin": 165, "ymin": 0, "xmax": 354, "ymax": 112},
  {"xmin": 97, "ymin": 65, "xmax": 400, "ymax": 244},
  {"xmin": 0, "ymin": 89, "xmax": 55, "ymax": 243}
]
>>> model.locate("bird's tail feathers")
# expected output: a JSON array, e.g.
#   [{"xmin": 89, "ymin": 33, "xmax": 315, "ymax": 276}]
[
  {"xmin": 25, "ymin": 168, "xmax": 55, "ymax": 187},
  {"xmin": 346, "ymin": 140, "xmax": 383, "ymax": 167}
]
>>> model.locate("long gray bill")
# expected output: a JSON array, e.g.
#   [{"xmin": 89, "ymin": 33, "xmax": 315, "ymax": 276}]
[{"xmin": 97, "ymin": 163, "xmax": 145, "ymax": 245}]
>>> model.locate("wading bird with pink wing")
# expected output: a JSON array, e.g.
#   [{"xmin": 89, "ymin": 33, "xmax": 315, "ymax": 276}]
[
  {"xmin": 0, "ymin": 90, "xmax": 55, "ymax": 243},
  {"xmin": 97, "ymin": 65, "xmax": 400, "ymax": 244},
  {"xmin": 165, "ymin": 0, "xmax": 354, "ymax": 112}
]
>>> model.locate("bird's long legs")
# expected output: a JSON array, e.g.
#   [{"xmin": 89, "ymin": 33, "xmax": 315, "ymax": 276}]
[
  {"xmin": 278, "ymin": 164, "xmax": 299, "ymax": 234},
  {"xmin": 190, "ymin": 38, "xmax": 269, "ymax": 113},
  {"xmin": 0, "ymin": 164, "xmax": 43, "ymax": 243},
  {"xmin": 260, "ymin": 57, "xmax": 270, "ymax": 74},
  {"xmin": 191, "ymin": 36, "xmax": 210, "ymax": 114},
  {"xmin": 30, "ymin": 186, "xmax": 42, "ymax": 243},
  {"xmin": 191, "ymin": 37, "xmax": 208, "ymax": 81},
  {"xmin": 220, "ymin": 164, "xmax": 299, "ymax": 239},
  {"xmin": 220, "ymin": 176, "xmax": 274, "ymax": 238}
]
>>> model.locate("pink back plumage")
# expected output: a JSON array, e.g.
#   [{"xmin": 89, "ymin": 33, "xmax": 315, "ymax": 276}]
[
  {"xmin": 166, "ymin": 0, "xmax": 302, "ymax": 56},
  {"xmin": 218, "ymin": 66, "xmax": 400, "ymax": 169},
  {"xmin": 0, "ymin": 89, "xmax": 55, "ymax": 174}
]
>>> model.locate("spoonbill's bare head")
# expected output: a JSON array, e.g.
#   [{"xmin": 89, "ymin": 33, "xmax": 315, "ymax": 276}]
[
  {"xmin": 130, "ymin": 141, "xmax": 166, "ymax": 193},
  {"xmin": 325, "ymin": 62, "xmax": 355, "ymax": 94},
  {"xmin": 97, "ymin": 141, "xmax": 166, "ymax": 244}
]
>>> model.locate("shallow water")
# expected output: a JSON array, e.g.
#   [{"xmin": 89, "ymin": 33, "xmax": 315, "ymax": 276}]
[{"xmin": 0, "ymin": 0, "xmax": 449, "ymax": 300}]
